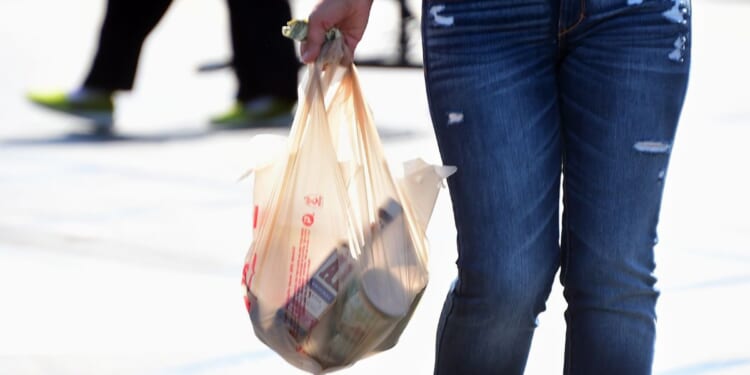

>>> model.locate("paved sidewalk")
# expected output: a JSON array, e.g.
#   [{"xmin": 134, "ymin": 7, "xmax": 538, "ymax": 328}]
[{"xmin": 1, "ymin": 0, "xmax": 749, "ymax": 374}]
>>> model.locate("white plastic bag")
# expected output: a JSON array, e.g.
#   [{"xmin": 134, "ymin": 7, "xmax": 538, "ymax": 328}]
[{"xmin": 241, "ymin": 34, "xmax": 455, "ymax": 374}]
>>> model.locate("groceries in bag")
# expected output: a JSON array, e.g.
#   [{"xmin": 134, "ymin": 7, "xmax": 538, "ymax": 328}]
[{"xmin": 240, "ymin": 25, "xmax": 456, "ymax": 374}]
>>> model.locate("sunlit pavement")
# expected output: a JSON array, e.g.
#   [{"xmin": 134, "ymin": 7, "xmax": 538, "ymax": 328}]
[{"xmin": 1, "ymin": 0, "xmax": 749, "ymax": 374}]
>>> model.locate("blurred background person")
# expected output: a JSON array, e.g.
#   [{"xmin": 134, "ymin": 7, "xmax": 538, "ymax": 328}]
[{"xmin": 26, "ymin": 0, "xmax": 299, "ymax": 131}]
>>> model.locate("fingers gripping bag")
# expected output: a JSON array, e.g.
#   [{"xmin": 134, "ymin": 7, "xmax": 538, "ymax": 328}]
[{"xmin": 240, "ymin": 27, "xmax": 456, "ymax": 374}]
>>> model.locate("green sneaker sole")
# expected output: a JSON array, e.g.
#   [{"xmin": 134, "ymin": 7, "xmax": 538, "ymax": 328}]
[
  {"xmin": 210, "ymin": 99, "xmax": 295, "ymax": 129},
  {"xmin": 27, "ymin": 90, "xmax": 114, "ymax": 128}
]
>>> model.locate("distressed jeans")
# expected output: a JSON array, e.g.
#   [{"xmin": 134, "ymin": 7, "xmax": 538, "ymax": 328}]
[{"xmin": 421, "ymin": 0, "xmax": 691, "ymax": 374}]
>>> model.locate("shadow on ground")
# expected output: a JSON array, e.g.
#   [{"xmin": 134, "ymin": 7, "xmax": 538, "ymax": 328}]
[{"xmin": 1, "ymin": 122, "xmax": 422, "ymax": 147}]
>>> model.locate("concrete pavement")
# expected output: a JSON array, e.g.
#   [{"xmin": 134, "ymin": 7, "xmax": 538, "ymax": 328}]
[{"xmin": 1, "ymin": 0, "xmax": 749, "ymax": 374}]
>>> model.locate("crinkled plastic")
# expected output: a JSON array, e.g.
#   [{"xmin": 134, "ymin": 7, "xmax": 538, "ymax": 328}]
[{"xmin": 240, "ymin": 35, "xmax": 455, "ymax": 374}]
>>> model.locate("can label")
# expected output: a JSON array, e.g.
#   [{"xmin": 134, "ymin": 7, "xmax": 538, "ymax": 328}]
[{"xmin": 280, "ymin": 246, "xmax": 354, "ymax": 341}]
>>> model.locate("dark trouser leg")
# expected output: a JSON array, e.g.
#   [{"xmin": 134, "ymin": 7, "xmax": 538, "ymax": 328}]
[
  {"xmin": 83, "ymin": 0, "xmax": 173, "ymax": 91},
  {"xmin": 226, "ymin": 0, "xmax": 299, "ymax": 102},
  {"xmin": 558, "ymin": 0, "xmax": 691, "ymax": 373},
  {"xmin": 422, "ymin": 0, "xmax": 563, "ymax": 373}
]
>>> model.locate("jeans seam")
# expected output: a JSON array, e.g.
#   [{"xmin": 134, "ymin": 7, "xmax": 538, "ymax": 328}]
[
  {"xmin": 421, "ymin": 0, "xmax": 436, "ymax": 132},
  {"xmin": 422, "ymin": 9, "xmax": 451, "ymax": 374},
  {"xmin": 565, "ymin": 327, "xmax": 573, "ymax": 375},
  {"xmin": 561, "ymin": 160, "xmax": 572, "ymax": 374},
  {"xmin": 559, "ymin": 0, "xmax": 587, "ymax": 38},
  {"xmin": 560, "ymin": 153, "xmax": 570, "ymax": 288},
  {"xmin": 433, "ymin": 289, "xmax": 456, "ymax": 374},
  {"xmin": 562, "ymin": 222, "xmax": 573, "ymax": 375}
]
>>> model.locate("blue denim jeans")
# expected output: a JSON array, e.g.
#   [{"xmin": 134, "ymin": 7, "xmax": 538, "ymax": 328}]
[{"xmin": 421, "ymin": 0, "xmax": 691, "ymax": 373}]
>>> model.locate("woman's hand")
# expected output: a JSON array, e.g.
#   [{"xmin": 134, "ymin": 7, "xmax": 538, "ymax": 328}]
[{"xmin": 300, "ymin": 0, "xmax": 374, "ymax": 64}]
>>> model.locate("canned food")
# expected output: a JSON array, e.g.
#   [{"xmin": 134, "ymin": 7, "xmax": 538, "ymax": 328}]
[{"xmin": 312, "ymin": 268, "xmax": 409, "ymax": 366}]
